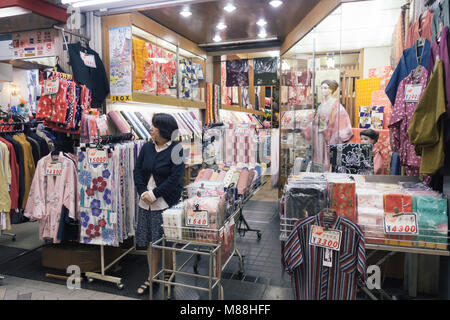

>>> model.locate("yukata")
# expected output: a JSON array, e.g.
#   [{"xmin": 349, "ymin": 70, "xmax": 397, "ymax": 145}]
[
  {"xmin": 301, "ymin": 97, "xmax": 353, "ymax": 171},
  {"xmin": 389, "ymin": 66, "xmax": 429, "ymax": 176},
  {"xmin": 24, "ymin": 152, "xmax": 77, "ymax": 243}
]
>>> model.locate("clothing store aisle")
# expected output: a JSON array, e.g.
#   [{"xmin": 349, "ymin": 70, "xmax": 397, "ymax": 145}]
[
  {"xmin": 249, "ymin": 176, "xmax": 278, "ymax": 203},
  {"xmin": 0, "ymin": 275, "xmax": 136, "ymax": 300},
  {"xmin": 0, "ymin": 221, "xmax": 43, "ymax": 250}
]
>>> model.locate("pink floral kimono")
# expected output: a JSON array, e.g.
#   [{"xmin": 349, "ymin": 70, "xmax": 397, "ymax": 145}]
[
  {"xmin": 24, "ymin": 152, "xmax": 77, "ymax": 243},
  {"xmin": 302, "ymin": 97, "xmax": 353, "ymax": 171}
]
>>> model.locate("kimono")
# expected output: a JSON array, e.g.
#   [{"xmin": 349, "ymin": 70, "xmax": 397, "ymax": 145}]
[
  {"xmin": 301, "ymin": 97, "xmax": 353, "ymax": 171},
  {"xmin": 24, "ymin": 152, "xmax": 77, "ymax": 243}
]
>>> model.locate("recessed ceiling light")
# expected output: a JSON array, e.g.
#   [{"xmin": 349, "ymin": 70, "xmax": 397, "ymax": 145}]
[
  {"xmin": 258, "ymin": 29, "xmax": 267, "ymax": 38},
  {"xmin": 180, "ymin": 10, "xmax": 192, "ymax": 17},
  {"xmin": 213, "ymin": 35, "xmax": 222, "ymax": 42},
  {"xmin": 217, "ymin": 22, "xmax": 227, "ymax": 30},
  {"xmin": 224, "ymin": 3, "xmax": 236, "ymax": 13},
  {"xmin": 270, "ymin": 0, "xmax": 283, "ymax": 8},
  {"xmin": 257, "ymin": 19, "xmax": 267, "ymax": 27}
]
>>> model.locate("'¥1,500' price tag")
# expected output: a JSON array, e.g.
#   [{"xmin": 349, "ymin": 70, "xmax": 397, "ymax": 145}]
[
  {"xmin": 186, "ymin": 210, "xmax": 209, "ymax": 227},
  {"xmin": 383, "ymin": 212, "xmax": 418, "ymax": 235},
  {"xmin": 46, "ymin": 162, "xmax": 62, "ymax": 176},
  {"xmin": 88, "ymin": 149, "xmax": 107, "ymax": 165},
  {"xmin": 309, "ymin": 225, "xmax": 342, "ymax": 251}
]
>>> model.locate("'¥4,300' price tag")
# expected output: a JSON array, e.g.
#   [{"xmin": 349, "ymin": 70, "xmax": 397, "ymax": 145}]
[
  {"xmin": 384, "ymin": 212, "xmax": 418, "ymax": 235},
  {"xmin": 46, "ymin": 162, "xmax": 62, "ymax": 176},
  {"xmin": 88, "ymin": 149, "xmax": 107, "ymax": 165},
  {"xmin": 309, "ymin": 225, "xmax": 342, "ymax": 251},
  {"xmin": 186, "ymin": 210, "xmax": 209, "ymax": 227}
]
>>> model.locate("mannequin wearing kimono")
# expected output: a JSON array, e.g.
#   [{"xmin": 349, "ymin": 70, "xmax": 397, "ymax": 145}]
[{"xmin": 301, "ymin": 80, "xmax": 353, "ymax": 171}]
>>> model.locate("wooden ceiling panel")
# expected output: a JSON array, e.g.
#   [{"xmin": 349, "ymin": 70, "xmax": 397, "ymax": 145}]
[{"xmin": 140, "ymin": 0, "xmax": 319, "ymax": 44}]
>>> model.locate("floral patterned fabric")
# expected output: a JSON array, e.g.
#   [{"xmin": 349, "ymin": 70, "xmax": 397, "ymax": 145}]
[
  {"xmin": 254, "ymin": 57, "xmax": 278, "ymax": 86},
  {"xmin": 226, "ymin": 59, "xmax": 249, "ymax": 87},
  {"xmin": 413, "ymin": 195, "xmax": 448, "ymax": 248},
  {"xmin": 329, "ymin": 181, "xmax": 357, "ymax": 222},
  {"xmin": 329, "ymin": 144, "xmax": 374, "ymax": 175}
]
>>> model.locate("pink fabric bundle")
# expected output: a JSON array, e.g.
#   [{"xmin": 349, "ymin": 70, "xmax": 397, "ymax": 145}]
[
  {"xmin": 108, "ymin": 111, "xmax": 130, "ymax": 134},
  {"xmin": 195, "ymin": 169, "xmax": 214, "ymax": 182},
  {"xmin": 237, "ymin": 169, "xmax": 250, "ymax": 195}
]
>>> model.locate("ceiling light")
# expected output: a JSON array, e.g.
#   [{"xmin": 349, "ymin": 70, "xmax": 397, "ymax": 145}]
[
  {"xmin": 213, "ymin": 35, "xmax": 222, "ymax": 42},
  {"xmin": 257, "ymin": 19, "xmax": 267, "ymax": 27},
  {"xmin": 71, "ymin": 0, "xmax": 122, "ymax": 8},
  {"xmin": 258, "ymin": 29, "xmax": 267, "ymax": 38},
  {"xmin": 216, "ymin": 22, "xmax": 227, "ymax": 30},
  {"xmin": 270, "ymin": 0, "xmax": 283, "ymax": 8},
  {"xmin": 180, "ymin": 9, "xmax": 192, "ymax": 17},
  {"xmin": 224, "ymin": 3, "xmax": 236, "ymax": 13},
  {"xmin": 269, "ymin": 51, "xmax": 279, "ymax": 57},
  {"xmin": 0, "ymin": 6, "xmax": 32, "ymax": 18}
]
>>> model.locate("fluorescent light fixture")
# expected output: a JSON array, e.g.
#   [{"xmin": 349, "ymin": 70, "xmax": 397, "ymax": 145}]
[
  {"xmin": 180, "ymin": 9, "xmax": 192, "ymax": 17},
  {"xmin": 258, "ymin": 28, "xmax": 267, "ymax": 38},
  {"xmin": 216, "ymin": 22, "xmax": 227, "ymax": 30},
  {"xmin": 149, "ymin": 58, "xmax": 169, "ymax": 63},
  {"xmin": 270, "ymin": 0, "xmax": 283, "ymax": 8},
  {"xmin": 256, "ymin": 19, "xmax": 267, "ymax": 27},
  {"xmin": 72, "ymin": 0, "xmax": 122, "ymax": 8},
  {"xmin": 0, "ymin": 6, "xmax": 32, "ymax": 18},
  {"xmin": 224, "ymin": 3, "xmax": 236, "ymax": 13},
  {"xmin": 269, "ymin": 50, "xmax": 279, "ymax": 57},
  {"xmin": 213, "ymin": 34, "xmax": 222, "ymax": 42}
]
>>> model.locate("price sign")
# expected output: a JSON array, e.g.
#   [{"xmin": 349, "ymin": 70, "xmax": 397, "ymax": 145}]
[
  {"xmin": 309, "ymin": 225, "xmax": 342, "ymax": 251},
  {"xmin": 44, "ymin": 78, "xmax": 59, "ymax": 95},
  {"xmin": 384, "ymin": 212, "xmax": 418, "ymax": 235},
  {"xmin": 404, "ymin": 84, "xmax": 423, "ymax": 102},
  {"xmin": 186, "ymin": 210, "xmax": 209, "ymax": 227},
  {"xmin": 46, "ymin": 162, "xmax": 62, "ymax": 176},
  {"xmin": 88, "ymin": 149, "xmax": 107, "ymax": 165},
  {"xmin": 80, "ymin": 52, "xmax": 97, "ymax": 68}
]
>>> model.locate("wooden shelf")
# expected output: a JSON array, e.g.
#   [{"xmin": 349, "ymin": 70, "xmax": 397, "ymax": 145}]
[
  {"xmin": 221, "ymin": 104, "xmax": 265, "ymax": 116},
  {"xmin": 131, "ymin": 92, "xmax": 206, "ymax": 109}
]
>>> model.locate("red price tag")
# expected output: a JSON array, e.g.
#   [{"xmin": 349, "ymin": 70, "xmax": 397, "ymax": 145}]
[
  {"xmin": 309, "ymin": 225, "xmax": 342, "ymax": 251},
  {"xmin": 88, "ymin": 149, "xmax": 107, "ymax": 165},
  {"xmin": 46, "ymin": 162, "xmax": 62, "ymax": 176},
  {"xmin": 384, "ymin": 213, "xmax": 418, "ymax": 235}
]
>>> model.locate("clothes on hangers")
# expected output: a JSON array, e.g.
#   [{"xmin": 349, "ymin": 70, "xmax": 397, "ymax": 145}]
[
  {"xmin": 406, "ymin": 10, "xmax": 435, "ymax": 48},
  {"xmin": 68, "ymin": 42, "xmax": 110, "ymax": 108},
  {"xmin": 431, "ymin": 0, "xmax": 450, "ymax": 42}
]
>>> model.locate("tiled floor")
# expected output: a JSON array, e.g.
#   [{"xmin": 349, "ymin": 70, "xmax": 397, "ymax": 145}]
[{"xmin": 0, "ymin": 182, "xmax": 294, "ymax": 300}]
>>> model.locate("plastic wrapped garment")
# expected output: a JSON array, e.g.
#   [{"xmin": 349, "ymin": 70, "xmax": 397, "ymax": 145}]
[
  {"xmin": 236, "ymin": 169, "xmax": 250, "ymax": 195},
  {"xmin": 194, "ymin": 169, "xmax": 214, "ymax": 182},
  {"xmin": 184, "ymin": 196, "xmax": 226, "ymax": 243},
  {"xmin": 254, "ymin": 57, "xmax": 278, "ymax": 86},
  {"xmin": 185, "ymin": 181, "xmax": 225, "ymax": 198},
  {"xmin": 328, "ymin": 181, "xmax": 357, "ymax": 222},
  {"xmin": 226, "ymin": 59, "xmax": 249, "ymax": 87},
  {"xmin": 284, "ymin": 182, "xmax": 328, "ymax": 219},
  {"xmin": 329, "ymin": 143, "xmax": 374, "ymax": 175},
  {"xmin": 413, "ymin": 195, "xmax": 448, "ymax": 249},
  {"xmin": 162, "ymin": 204, "xmax": 184, "ymax": 240}
]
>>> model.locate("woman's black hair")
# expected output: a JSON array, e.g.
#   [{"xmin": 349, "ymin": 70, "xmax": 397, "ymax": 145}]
[{"xmin": 152, "ymin": 113, "xmax": 179, "ymax": 141}]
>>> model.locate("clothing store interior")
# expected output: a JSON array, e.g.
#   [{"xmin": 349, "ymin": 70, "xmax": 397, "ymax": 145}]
[{"xmin": 1, "ymin": 0, "xmax": 450, "ymax": 301}]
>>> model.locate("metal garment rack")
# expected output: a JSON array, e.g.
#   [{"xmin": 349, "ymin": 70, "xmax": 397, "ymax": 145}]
[
  {"xmin": 148, "ymin": 205, "xmax": 245, "ymax": 300},
  {"xmin": 359, "ymin": 244, "xmax": 450, "ymax": 300},
  {"xmin": 236, "ymin": 179, "xmax": 267, "ymax": 240}
]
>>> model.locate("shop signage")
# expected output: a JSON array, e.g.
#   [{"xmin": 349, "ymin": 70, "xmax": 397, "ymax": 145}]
[
  {"xmin": 46, "ymin": 162, "xmax": 62, "ymax": 176},
  {"xmin": 309, "ymin": 225, "xmax": 342, "ymax": 251},
  {"xmin": 88, "ymin": 149, "xmax": 107, "ymax": 165},
  {"xmin": 12, "ymin": 29, "xmax": 56, "ymax": 59},
  {"xmin": 109, "ymin": 26, "xmax": 132, "ymax": 101},
  {"xmin": 383, "ymin": 212, "xmax": 418, "ymax": 235},
  {"xmin": 186, "ymin": 209, "xmax": 209, "ymax": 227}
]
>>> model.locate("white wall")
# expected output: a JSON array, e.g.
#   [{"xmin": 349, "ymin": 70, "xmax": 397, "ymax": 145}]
[
  {"xmin": 0, "ymin": 68, "xmax": 37, "ymax": 113},
  {"xmin": 363, "ymin": 46, "xmax": 391, "ymax": 78}
]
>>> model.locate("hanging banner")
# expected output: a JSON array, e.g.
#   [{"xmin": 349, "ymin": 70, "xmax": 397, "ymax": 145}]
[
  {"xmin": 12, "ymin": 29, "xmax": 56, "ymax": 59},
  {"xmin": 109, "ymin": 26, "xmax": 133, "ymax": 102}
]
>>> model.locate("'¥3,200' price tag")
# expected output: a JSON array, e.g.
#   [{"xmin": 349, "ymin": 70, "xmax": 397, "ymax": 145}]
[
  {"xmin": 88, "ymin": 149, "xmax": 107, "ymax": 165},
  {"xmin": 309, "ymin": 225, "xmax": 342, "ymax": 251},
  {"xmin": 186, "ymin": 210, "xmax": 209, "ymax": 227},
  {"xmin": 384, "ymin": 212, "xmax": 418, "ymax": 235},
  {"xmin": 46, "ymin": 162, "xmax": 62, "ymax": 176}
]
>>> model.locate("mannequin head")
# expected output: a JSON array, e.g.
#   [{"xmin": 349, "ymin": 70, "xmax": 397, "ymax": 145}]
[
  {"xmin": 321, "ymin": 80, "xmax": 339, "ymax": 100},
  {"xmin": 360, "ymin": 129, "xmax": 379, "ymax": 144}
]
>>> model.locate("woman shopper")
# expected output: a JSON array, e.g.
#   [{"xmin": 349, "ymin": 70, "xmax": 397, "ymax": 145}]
[{"xmin": 133, "ymin": 113, "xmax": 185, "ymax": 295}]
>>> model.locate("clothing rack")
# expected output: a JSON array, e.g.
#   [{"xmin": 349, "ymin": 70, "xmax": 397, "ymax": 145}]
[{"xmin": 53, "ymin": 25, "xmax": 91, "ymax": 42}]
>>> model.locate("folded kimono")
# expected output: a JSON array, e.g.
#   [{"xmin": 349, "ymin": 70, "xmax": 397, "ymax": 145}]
[
  {"xmin": 413, "ymin": 195, "xmax": 448, "ymax": 249},
  {"xmin": 357, "ymin": 208, "xmax": 385, "ymax": 244},
  {"xmin": 285, "ymin": 186, "xmax": 328, "ymax": 219},
  {"xmin": 383, "ymin": 193, "xmax": 414, "ymax": 247},
  {"xmin": 329, "ymin": 181, "xmax": 357, "ymax": 222},
  {"xmin": 357, "ymin": 188, "xmax": 385, "ymax": 211},
  {"xmin": 329, "ymin": 144, "xmax": 373, "ymax": 174}
]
